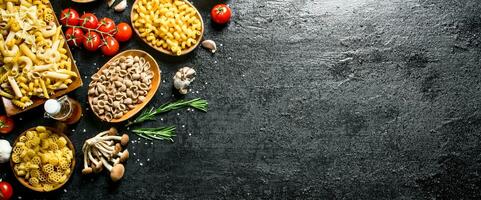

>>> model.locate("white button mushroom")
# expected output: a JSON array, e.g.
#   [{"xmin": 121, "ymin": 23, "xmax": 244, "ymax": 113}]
[{"xmin": 0, "ymin": 139, "xmax": 12, "ymax": 164}]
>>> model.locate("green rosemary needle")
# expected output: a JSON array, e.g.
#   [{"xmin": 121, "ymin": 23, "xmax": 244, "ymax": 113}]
[
  {"xmin": 126, "ymin": 98, "xmax": 208, "ymax": 126},
  {"xmin": 132, "ymin": 126, "xmax": 176, "ymax": 141}
]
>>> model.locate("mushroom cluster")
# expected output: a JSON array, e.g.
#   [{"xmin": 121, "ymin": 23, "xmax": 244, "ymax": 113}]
[{"xmin": 82, "ymin": 128, "xmax": 130, "ymax": 182}]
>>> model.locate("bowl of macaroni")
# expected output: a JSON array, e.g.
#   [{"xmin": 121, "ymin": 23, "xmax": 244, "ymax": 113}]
[
  {"xmin": 131, "ymin": 0, "xmax": 204, "ymax": 56},
  {"xmin": 10, "ymin": 126, "xmax": 76, "ymax": 192}
]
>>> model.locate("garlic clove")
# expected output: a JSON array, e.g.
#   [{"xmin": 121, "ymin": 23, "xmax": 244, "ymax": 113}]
[
  {"xmin": 201, "ymin": 40, "xmax": 217, "ymax": 53},
  {"xmin": 114, "ymin": 0, "xmax": 127, "ymax": 12},
  {"xmin": 107, "ymin": 0, "xmax": 115, "ymax": 7}
]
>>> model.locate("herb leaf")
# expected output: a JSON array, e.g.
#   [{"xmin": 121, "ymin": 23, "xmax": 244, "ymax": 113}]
[
  {"xmin": 126, "ymin": 98, "xmax": 208, "ymax": 126},
  {"xmin": 132, "ymin": 126, "xmax": 176, "ymax": 142}
]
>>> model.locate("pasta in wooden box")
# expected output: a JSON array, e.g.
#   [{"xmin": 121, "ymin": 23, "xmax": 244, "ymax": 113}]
[{"xmin": 0, "ymin": 0, "xmax": 82, "ymax": 116}]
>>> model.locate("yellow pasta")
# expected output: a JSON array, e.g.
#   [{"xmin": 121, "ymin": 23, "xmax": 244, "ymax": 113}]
[
  {"xmin": 12, "ymin": 126, "xmax": 73, "ymax": 191},
  {"xmin": 0, "ymin": 0, "xmax": 76, "ymax": 109},
  {"xmin": 133, "ymin": 0, "xmax": 202, "ymax": 55}
]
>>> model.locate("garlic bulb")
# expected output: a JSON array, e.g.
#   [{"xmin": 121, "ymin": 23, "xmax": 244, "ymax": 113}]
[
  {"xmin": 173, "ymin": 67, "xmax": 196, "ymax": 94},
  {"xmin": 0, "ymin": 139, "xmax": 11, "ymax": 164}
]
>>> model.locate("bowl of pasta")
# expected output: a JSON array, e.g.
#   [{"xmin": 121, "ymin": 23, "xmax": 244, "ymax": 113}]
[
  {"xmin": 131, "ymin": 0, "xmax": 204, "ymax": 56},
  {"xmin": 0, "ymin": 0, "xmax": 83, "ymax": 116},
  {"xmin": 88, "ymin": 49, "xmax": 161, "ymax": 123},
  {"xmin": 10, "ymin": 126, "xmax": 76, "ymax": 192}
]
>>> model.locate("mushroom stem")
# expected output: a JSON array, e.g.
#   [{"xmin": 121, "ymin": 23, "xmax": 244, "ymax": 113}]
[
  {"xmin": 94, "ymin": 130, "xmax": 110, "ymax": 138},
  {"xmin": 95, "ymin": 143, "xmax": 114, "ymax": 159},
  {"xmin": 93, "ymin": 145, "xmax": 112, "ymax": 159},
  {"xmin": 88, "ymin": 150, "xmax": 104, "ymax": 173},
  {"xmin": 98, "ymin": 142, "xmax": 114, "ymax": 152},
  {"xmin": 88, "ymin": 149, "xmax": 101, "ymax": 166},
  {"xmin": 98, "ymin": 134, "xmax": 129, "ymax": 146},
  {"xmin": 83, "ymin": 147, "xmax": 89, "ymax": 169},
  {"xmin": 112, "ymin": 150, "xmax": 129, "ymax": 164},
  {"xmin": 82, "ymin": 146, "xmax": 93, "ymax": 175},
  {"xmin": 99, "ymin": 155, "xmax": 113, "ymax": 171}
]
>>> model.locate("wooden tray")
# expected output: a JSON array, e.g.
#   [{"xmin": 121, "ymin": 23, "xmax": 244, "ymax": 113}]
[
  {"xmin": 131, "ymin": 0, "xmax": 204, "ymax": 56},
  {"xmin": 88, "ymin": 49, "xmax": 161, "ymax": 123},
  {"xmin": 2, "ymin": 1, "xmax": 83, "ymax": 117},
  {"xmin": 10, "ymin": 127, "xmax": 76, "ymax": 192}
]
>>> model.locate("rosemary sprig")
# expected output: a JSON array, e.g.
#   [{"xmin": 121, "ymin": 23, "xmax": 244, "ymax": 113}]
[
  {"xmin": 132, "ymin": 126, "xmax": 176, "ymax": 141},
  {"xmin": 126, "ymin": 98, "xmax": 208, "ymax": 126}
]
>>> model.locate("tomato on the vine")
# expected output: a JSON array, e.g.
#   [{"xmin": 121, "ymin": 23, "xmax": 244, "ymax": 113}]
[
  {"xmin": 0, "ymin": 115, "xmax": 14, "ymax": 134},
  {"xmin": 83, "ymin": 31, "xmax": 101, "ymax": 52},
  {"xmin": 98, "ymin": 17, "xmax": 116, "ymax": 35},
  {"xmin": 60, "ymin": 8, "xmax": 80, "ymax": 26},
  {"xmin": 0, "ymin": 181, "xmax": 13, "ymax": 200},
  {"xmin": 65, "ymin": 27, "xmax": 84, "ymax": 47},
  {"xmin": 100, "ymin": 36, "xmax": 119, "ymax": 56},
  {"xmin": 80, "ymin": 13, "xmax": 99, "ymax": 29},
  {"xmin": 114, "ymin": 22, "xmax": 132, "ymax": 42},
  {"xmin": 211, "ymin": 4, "xmax": 232, "ymax": 24}
]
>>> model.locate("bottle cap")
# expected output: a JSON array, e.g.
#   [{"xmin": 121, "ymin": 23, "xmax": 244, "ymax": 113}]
[{"xmin": 44, "ymin": 99, "xmax": 61, "ymax": 115}]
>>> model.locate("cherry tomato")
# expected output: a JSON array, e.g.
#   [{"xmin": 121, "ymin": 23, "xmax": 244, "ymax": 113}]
[
  {"xmin": 114, "ymin": 22, "xmax": 132, "ymax": 42},
  {"xmin": 80, "ymin": 13, "xmax": 99, "ymax": 29},
  {"xmin": 101, "ymin": 36, "xmax": 119, "ymax": 56},
  {"xmin": 83, "ymin": 31, "xmax": 101, "ymax": 52},
  {"xmin": 98, "ymin": 17, "xmax": 116, "ymax": 35},
  {"xmin": 0, "ymin": 115, "xmax": 14, "ymax": 134},
  {"xmin": 65, "ymin": 27, "xmax": 84, "ymax": 47},
  {"xmin": 211, "ymin": 4, "xmax": 232, "ymax": 25},
  {"xmin": 60, "ymin": 8, "xmax": 80, "ymax": 26},
  {"xmin": 0, "ymin": 181, "xmax": 13, "ymax": 200}
]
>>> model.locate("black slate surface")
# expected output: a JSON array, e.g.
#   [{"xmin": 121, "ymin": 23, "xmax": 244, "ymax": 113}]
[{"xmin": 1, "ymin": 0, "xmax": 481, "ymax": 199}]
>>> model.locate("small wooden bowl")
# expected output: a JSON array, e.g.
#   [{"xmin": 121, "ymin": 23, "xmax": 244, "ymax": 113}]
[
  {"xmin": 10, "ymin": 127, "xmax": 76, "ymax": 192},
  {"xmin": 88, "ymin": 49, "xmax": 161, "ymax": 123},
  {"xmin": 131, "ymin": 0, "xmax": 204, "ymax": 56},
  {"xmin": 2, "ymin": 1, "xmax": 83, "ymax": 116}
]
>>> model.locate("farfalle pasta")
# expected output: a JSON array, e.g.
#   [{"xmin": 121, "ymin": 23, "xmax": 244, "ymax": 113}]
[
  {"xmin": 0, "ymin": 0, "xmax": 77, "ymax": 109},
  {"xmin": 12, "ymin": 126, "xmax": 73, "ymax": 192}
]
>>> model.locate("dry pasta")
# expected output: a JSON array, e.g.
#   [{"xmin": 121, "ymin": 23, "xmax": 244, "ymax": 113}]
[
  {"xmin": 0, "ymin": 0, "xmax": 77, "ymax": 109},
  {"xmin": 132, "ymin": 0, "xmax": 202, "ymax": 55},
  {"xmin": 12, "ymin": 126, "xmax": 73, "ymax": 191}
]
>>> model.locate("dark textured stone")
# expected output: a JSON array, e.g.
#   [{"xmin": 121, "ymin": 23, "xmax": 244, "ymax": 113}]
[{"xmin": 0, "ymin": 0, "xmax": 480, "ymax": 199}]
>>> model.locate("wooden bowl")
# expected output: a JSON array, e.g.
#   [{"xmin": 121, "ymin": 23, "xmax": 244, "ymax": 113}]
[
  {"xmin": 2, "ymin": 1, "xmax": 83, "ymax": 116},
  {"xmin": 10, "ymin": 127, "xmax": 76, "ymax": 192},
  {"xmin": 131, "ymin": 0, "xmax": 204, "ymax": 56},
  {"xmin": 71, "ymin": 0, "xmax": 96, "ymax": 2},
  {"xmin": 88, "ymin": 49, "xmax": 161, "ymax": 123}
]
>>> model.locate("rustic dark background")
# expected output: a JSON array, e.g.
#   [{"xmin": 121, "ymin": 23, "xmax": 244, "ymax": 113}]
[{"xmin": 0, "ymin": 0, "xmax": 481, "ymax": 199}]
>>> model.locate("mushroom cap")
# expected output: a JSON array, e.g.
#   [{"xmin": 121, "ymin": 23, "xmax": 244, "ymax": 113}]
[
  {"xmin": 120, "ymin": 134, "xmax": 129, "ymax": 146},
  {"xmin": 110, "ymin": 164, "xmax": 125, "ymax": 182},
  {"xmin": 119, "ymin": 150, "xmax": 129, "ymax": 163},
  {"xmin": 108, "ymin": 127, "xmax": 118, "ymax": 136},
  {"xmin": 82, "ymin": 167, "xmax": 93, "ymax": 175},
  {"xmin": 114, "ymin": 143, "xmax": 122, "ymax": 154}
]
